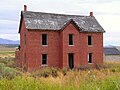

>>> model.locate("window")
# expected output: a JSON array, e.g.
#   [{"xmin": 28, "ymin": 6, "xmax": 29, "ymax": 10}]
[
  {"xmin": 42, "ymin": 34, "xmax": 47, "ymax": 45},
  {"xmin": 88, "ymin": 53, "xmax": 92, "ymax": 63},
  {"xmin": 42, "ymin": 54, "xmax": 47, "ymax": 65},
  {"xmin": 69, "ymin": 34, "xmax": 74, "ymax": 45},
  {"xmin": 88, "ymin": 36, "xmax": 92, "ymax": 45}
]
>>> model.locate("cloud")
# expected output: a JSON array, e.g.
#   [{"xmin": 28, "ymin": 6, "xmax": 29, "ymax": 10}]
[
  {"xmin": 0, "ymin": 19, "xmax": 19, "ymax": 34},
  {"xmin": 0, "ymin": 34, "xmax": 19, "ymax": 41},
  {"xmin": 0, "ymin": 0, "xmax": 120, "ymax": 46},
  {"xmin": 104, "ymin": 37, "xmax": 120, "ymax": 46}
]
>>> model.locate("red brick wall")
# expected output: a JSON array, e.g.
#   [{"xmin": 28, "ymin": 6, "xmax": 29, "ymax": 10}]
[
  {"xmin": 60, "ymin": 23, "xmax": 103, "ymax": 68},
  {"xmin": 60, "ymin": 23, "xmax": 80, "ymax": 68},
  {"xmin": 16, "ymin": 19, "xmax": 103, "ymax": 71},
  {"xmin": 26, "ymin": 30, "xmax": 60, "ymax": 71},
  {"xmin": 79, "ymin": 32, "xmax": 103, "ymax": 67},
  {"xmin": 15, "ymin": 50, "xmax": 20, "ymax": 66},
  {"xmin": 19, "ymin": 18, "xmax": 27, "ymax": 68}
]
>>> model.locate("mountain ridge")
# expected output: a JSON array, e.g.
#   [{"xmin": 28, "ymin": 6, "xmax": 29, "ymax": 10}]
[{"xmin": 0, "ymin": 38, "xmax": 20, "ymax": 44}]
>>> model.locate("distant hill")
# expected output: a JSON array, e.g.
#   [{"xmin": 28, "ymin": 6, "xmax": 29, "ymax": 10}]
[{"xmin": 0, "ymin": 38, "xmax": 20, "ymax": 44}]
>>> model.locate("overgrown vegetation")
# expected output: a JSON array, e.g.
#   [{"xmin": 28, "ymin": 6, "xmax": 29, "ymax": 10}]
[{"xmin": 0, "ymin": 56, "xmax": 120, "ymax": 90}]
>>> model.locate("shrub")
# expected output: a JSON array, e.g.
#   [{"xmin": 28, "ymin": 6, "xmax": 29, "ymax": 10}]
[
  {"xmin": 111, "ymin": 68, "xmax": 120, "ymax": 72},
  {"xmin": 62, "ymin": 68, "xmax": 67, "ymax": 76},
  {"xmin": 50, "ymin": 67, "xmax": 58, "ymax": 77},
  {"xmin": 96, "ymin": 64, "xmax": 109, "ymax": 70},
  {"xmin": 0, "ymin": 57, "xmax": 15, "ymax": 68},
  {"xmin": 31, "ymin": 67, "xmax": 58, "ymax": 78},
  {"xmin": 0, "ymin": 63, "xmax": 21, "ymax": 79},
  {"xmin": 2, "ymin": 67, "xmax": 16, "ymax": 79},
  {"xmin": 0, "ymin": 63, "xmax": 5, "ymax": 72}
]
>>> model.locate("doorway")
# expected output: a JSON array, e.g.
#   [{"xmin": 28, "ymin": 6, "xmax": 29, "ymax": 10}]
[{"xmin": 68, "ymin": 53, "xmax": 74, "ymax": 69}]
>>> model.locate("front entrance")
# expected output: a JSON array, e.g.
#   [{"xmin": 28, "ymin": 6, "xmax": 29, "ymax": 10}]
[{"xmin": 68, "ymin": 53, "xmax": 74, "ymax": 69}]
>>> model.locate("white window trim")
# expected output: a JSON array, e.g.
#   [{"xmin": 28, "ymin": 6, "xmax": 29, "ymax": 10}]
[
  {"xmin": 88, "ymin": 45, "xmax": 93, "ymax": 47},
  {"xmin": 68, "ymin": 45, "xmax": 75, "ymax": 46}
]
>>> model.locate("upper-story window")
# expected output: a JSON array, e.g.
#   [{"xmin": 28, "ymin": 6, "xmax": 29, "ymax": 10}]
[
  {"xmin": 88, "ymin": 36, "xmax": 92, "ymax": 45},
  {"xmin": 42, "ymin": 34, "xmax": 47, "ymax": 45},
  {"xmin": 69, "ymin": 34, "xmax": 74, "ymax": 45}
]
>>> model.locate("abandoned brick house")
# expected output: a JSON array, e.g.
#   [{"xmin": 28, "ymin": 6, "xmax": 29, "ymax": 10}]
[{"xmin": 15, "ymin": 5, "xmax": 105, "ymax": 71}]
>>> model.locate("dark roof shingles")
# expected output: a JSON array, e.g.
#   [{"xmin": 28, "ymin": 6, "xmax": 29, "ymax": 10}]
[
  {"xmin": 22, "ymin": 11, "xmax": 105, "ymax": 32},
  {"xmin": 104, "ymin": 47, "xmax": 120, "ymax": 55}
]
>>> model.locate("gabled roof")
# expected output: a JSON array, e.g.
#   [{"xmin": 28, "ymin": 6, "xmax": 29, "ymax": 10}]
[
  {"xmin": 19, "ymin": 11, "xmax": 105, "ymax": 33},
  {"xmin": 104, "ymin": 47, "xmax": 120, "ymax": 55}
]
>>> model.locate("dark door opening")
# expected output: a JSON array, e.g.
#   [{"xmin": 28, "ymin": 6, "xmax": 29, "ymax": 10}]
[{"xmin": 68, "ymin": 53, "xmax": 74, "ymax": 69}]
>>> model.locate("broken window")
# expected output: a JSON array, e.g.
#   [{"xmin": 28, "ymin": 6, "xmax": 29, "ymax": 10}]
[
  {"xmin": 42, "ymin": 54, "xmax": 47, "ymax": 65},
  {"xmin": 42, "ymin": 34, "xmax": 47, "ymax": 45},
  {"xmin": 69, "ymin": 34, "xmax": 74, "ymax": 45},
  {"xmin": 88, "ymin": 53, "xmax": 92, "ymax": 63}
]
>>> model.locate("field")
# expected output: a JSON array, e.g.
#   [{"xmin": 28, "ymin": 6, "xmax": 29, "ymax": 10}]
[
  {"xmin": 0, "ymin": 44, "xmax": 120, "ymax": 90},
  {"xmin": 0, "ymin": 44, "xmax": 16, "ymax": 58}
]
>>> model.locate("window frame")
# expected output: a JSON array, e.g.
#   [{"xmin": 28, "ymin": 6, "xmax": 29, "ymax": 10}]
[{"xmin": 42, "ymin": 34, "xmax": 48, "ymax": 46}]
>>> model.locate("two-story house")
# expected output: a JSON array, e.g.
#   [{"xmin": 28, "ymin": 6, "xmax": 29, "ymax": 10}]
[{"xmin": 15, "ymin": 5, "xmax": 105, "ymax": 71}]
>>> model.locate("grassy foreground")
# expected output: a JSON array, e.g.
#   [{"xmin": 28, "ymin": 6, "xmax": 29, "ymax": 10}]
[
  {"xmin": 0, "ymin": 57, "xmax": 120, "ymax": 90},
  {"xmin": 0, "ymin": 69, "xmax": 120, "ymax": 90}
]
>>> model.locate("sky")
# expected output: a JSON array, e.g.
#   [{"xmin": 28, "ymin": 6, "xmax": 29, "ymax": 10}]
[{"xmin": 0, "ymin": 0, "xmax": 120, "ymax": 46}]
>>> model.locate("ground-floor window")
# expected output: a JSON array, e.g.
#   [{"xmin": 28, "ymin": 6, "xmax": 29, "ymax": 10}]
[
  {"xmin": 88, "ymin": 53, "xmax": 92, "ymax": 63},
  {"xmin": 42, "ymin": 54, "xmax": 47, "ymax": 65}
]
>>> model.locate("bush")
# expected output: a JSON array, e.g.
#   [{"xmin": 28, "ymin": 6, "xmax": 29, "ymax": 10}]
[
  {"xmin": 2, "ymin": 67, "xmax": 16, "ymax": 79},
  {"xmin": 0, "ymin": 57, "xmax": 15, "ymax": 68},
  {"xmin": 111, "ymin": 68, "xmax": 120, "ymax": 72},
  {"xmin": 0, "ymin": 63, "xmax": 21, "ymax": 79},
  {"xmin": 31, "ymin": 67, "xmax": 58, "ymax": 78},
  {"xmin": 62, "ymin": 68, "xmax": 67, "ymax": 76},
  {"xmin": 96, "ymin": 64, "xmax": 109, "ymax": 70}
]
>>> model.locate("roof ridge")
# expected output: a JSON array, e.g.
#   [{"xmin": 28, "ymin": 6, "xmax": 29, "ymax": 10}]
[
  {"xmin": 22, "ymin": 11, "xmax": 89, "ymax": 17},
  {"xmin": 19, "ymin": 11, "xmax": 105, "ymax": 33}
]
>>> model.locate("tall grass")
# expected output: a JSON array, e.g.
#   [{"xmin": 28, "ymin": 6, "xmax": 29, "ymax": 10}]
[
  {"xmin": 0, "ymin": 70, "xmax": 120, "ymax": 90},
  {"xmin": 0, "ymin": 62, "xmax": 119, "ymax": 90}
]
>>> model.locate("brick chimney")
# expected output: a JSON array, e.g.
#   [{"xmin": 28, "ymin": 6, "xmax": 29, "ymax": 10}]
[
  {"xmin": 24, "ymin": 5, "xmax": 27, "ymax": 11},
  {"xmin": 90, "ymin": 12, "xmax": 93, "ymax": 16}
]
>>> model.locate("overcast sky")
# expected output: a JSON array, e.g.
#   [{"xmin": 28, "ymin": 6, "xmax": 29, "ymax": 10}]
[{"xmin": 0, "ymin": 0, "xmax": 120, "ymax": 46}]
